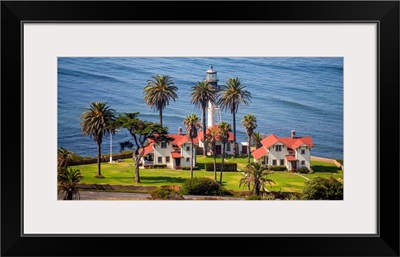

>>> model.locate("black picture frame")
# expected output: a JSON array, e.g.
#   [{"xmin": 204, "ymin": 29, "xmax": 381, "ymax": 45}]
[{"xmin": 1, "ymin": 1, "xmax": 399, "ymax": 256}]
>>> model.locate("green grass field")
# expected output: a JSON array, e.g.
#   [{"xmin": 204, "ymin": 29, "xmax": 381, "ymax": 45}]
[{"xmin": 74, "ymin": 156, "xmax": 343, "ymax": 193}]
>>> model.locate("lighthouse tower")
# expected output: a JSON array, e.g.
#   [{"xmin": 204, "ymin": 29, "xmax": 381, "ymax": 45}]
[{"xmin": 205, "ymin": 65, "xmax": 221, "ymax": 128}]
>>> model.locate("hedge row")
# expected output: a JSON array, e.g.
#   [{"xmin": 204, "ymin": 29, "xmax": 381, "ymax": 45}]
[
  {"xmin": 268, "ymin": 165, "xmax": 287, "ymax": 171},
  {"xmin": 205, "ymin": 162, "xmax": 237, "ymax": 172},
  {"xmin": 181, "ymin": 166, "xmax": 199, "ymax": 170},
  {"xmin": 69, "ymin": 151, "xmax": 133, "ymax": 166},
  {"xmin": 145, "ymin": 164, "xmax": 167, "ymax": 169}
]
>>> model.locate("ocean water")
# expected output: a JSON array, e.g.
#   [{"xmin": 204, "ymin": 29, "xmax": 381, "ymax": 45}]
[{"xmin": 58, "ymin": 57, "xmax": 343, "ymax": 159}]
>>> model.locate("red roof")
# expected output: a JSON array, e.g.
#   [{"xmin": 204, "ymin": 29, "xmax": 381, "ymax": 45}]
[
  {"xmin": 285, "ymin": 155, "xmax": 297, "ymax": 161},
  {"xmin": 260, "ymin": 134, "xmax": 313, "ymax": 149},
  {"xmin": 149, "ymin": 134, "xmax": 198, "ymax": 147},
  {"xmin": 251, "ymin": 147, "xmax": 268, "ymax": 159},
  {"xmin": 197, "ymin": 125, "xmax": 235, "ymax": 142},
  {"xmin": 139, "ymin": 142, "xmax": 154, "ymax": 156},
  {"xmin": 171, "ymin": 152, "xmax": 183, "ymax": 158}
]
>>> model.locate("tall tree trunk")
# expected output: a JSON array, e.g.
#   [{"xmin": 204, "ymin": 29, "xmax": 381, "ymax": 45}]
[
  {"xmin": 97, "ymin": 143, "xmax": 101, "ymax": 176},
  {"xmin": 219, "ymin": 143, "xmax": 225, "ymax": 184},
  {"xmin": 255, "ymin": 182, "xmax": 260, "ymax": 196},
  {"xmin": 247, "ymin": 134, "xmax": 251, "ymax": 163},
  {"xmin": 213, "ymin": 143, "xmax": 217, "ymax": 181},
  {"xmin": 133, "ymin": 154, "xmax": 141, "ymax": 183},
  {"xmin": 190, "ymin": 139, "xmax": 194, "ymax": 178},
  {"xmin": 233, "ymin": 112, "xmax": 237, "ymax": 157},
  {"xmin": 159, "ymin": 108, "xmax": 163, "ymax": 126},
  {"xmin": 202, "ymin": 108, "xmax": 207, "ymax": 156}
]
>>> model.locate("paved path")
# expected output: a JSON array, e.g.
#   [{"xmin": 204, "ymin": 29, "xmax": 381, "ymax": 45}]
[
  {"xmin": 293, "ymin": 173, "xmax": 310, "ymax": 180},
  {"xmin": 60, "ymin": 191, "xmax": 243, "ymax": 200}
]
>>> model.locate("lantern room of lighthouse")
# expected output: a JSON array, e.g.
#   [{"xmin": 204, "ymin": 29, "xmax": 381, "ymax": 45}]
[{"xmin": 205, "ymin": 65, "xmax": 221, "ymax": 128}]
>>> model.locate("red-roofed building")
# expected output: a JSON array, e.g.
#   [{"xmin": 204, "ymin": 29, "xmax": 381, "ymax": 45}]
[
  {"xmin": 140, "ymin": 133, "xmax": 197, "ymax": 170},
  {"xmin": 197, "ymin": 125, "xmax": 236, "ymax": 155},
  {"xmin": 251, "ymin": 130, "xmax": 314, "ymax": 171}
]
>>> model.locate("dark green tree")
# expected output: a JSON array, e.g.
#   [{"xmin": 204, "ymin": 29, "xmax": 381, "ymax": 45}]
[
  {"xmin": 217, "ymin": 77, "xmax": 251, "ymax": 157},
  {"xmin": 80, "ymin": 102, "xmax": 116, "ymax": 177},
  {"xmin": 143, "ymin": 75, "xmax": 178, "ymax": 126}
]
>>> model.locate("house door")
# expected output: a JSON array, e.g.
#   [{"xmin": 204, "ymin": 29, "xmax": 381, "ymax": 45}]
[
  {"xmin": 216, "ymin": 145, "xmax": 222, "ymax": 155},
  {"xmin": 175, "ymin": 158, "xmax": 181, "ymax": 167},
  {"xmin": 242, "ymin": 145, "xmax": 247, "ymax": 154},
  {"xmin": 292, "ymin": 161, "xmax": 297, "ymax": 171}
]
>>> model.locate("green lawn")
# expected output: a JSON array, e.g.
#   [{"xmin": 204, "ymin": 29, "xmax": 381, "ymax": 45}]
[
  {"xmin": 75, "ymin": 157, "xmax": 245, "ymax": 191},
  {"xmin": 73, "ymin": 156, "xmax": 343, "ymax": 193}
]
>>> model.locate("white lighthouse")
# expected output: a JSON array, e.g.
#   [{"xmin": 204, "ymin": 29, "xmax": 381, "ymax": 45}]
[{"xmin": 205, "ymin": 66, "xmax": 221, "ymax": 128}]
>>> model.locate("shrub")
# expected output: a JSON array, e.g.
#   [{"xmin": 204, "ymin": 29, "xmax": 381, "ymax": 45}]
[
  {"xmin": 335, "ymin": 159, "xmax": 344, "ymax": 165},
  {"xmin": 298, "ymin": 167, "xmax": 310, "ymax": 174},
  {"xmin": 181, "ymin": 166, "xmax": 199, "ymax": 170},
  {"xmin": 262, "ymin": 193, "xmax": 276, "ymax": 200},
  {"xmin": 153, "ymin": 164, "xmax": 167, "ymax": 168},
  {"xmin": 268, "ymin": 165, "xmax": 287, "ymax": 171},
  {"xmin": 180, "ymin": 177, "xmax": 232, "ymax": 196},
  {"xmin": 205, "ymin": 162, "xmax": 238, "ymax": 172},
  {"xmin": 245, "ymin": 195, "xmax": 262, "ymax": 200},
  {"xmin": 302, "ymin": 177, "xmax": 343, "ymax": 200},
  {"xmin": 284, "ymin": 193, "xmax": 301, "ymax": 200},
  {"xmin": 150, "ymin": 188, "xmax": 184, "ymax": 200}
]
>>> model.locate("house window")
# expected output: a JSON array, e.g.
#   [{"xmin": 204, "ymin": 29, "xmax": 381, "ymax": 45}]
[
  {"xmin": 157, "ymin": 157, "xmax": 162, "ymax": 163},
  {"xmin": 161, "ymin": 142, "xmax": 167, "ymax": 148},
  {"xmin": 301, "ymin": 149, "xmax": 305, "ymax": 154},
  {"xmin": 280, "ymin": 159, "xmax": 284, "ymax": 165},
  {"xmin": 165, "ymin": 157, "xmax": 170, "ymax": 163},
  {"xmin": 227, "ymin": 142, "xmax": 231, "ymax": 151},
  {"xmin": 186, "ymin": 157, "xmax": 190, "ymax": 163},
  {"xmin": 186, "ymin": 146, "xmax": 190, "ymax": 151},
  {"xmin": 276, "ymin": 145, "xmax": 282, "ymax": 151},
  {"xmin": 301, "ymin": 160, "xmax": 305, "ymax": 166},
  {"xmin": 272, "ymin": 159, "xmax": 277, "ymax": 166}
]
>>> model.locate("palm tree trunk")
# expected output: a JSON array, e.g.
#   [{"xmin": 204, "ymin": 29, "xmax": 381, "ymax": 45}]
[
  {"xmin": 202, "ymin": 108, "xmax": 206, "ymax": 156},
  {"xmin": 97, "ymin": 143, "xmax": 101, "ymax": 176},
  {"xmin": 159, "ymin": 108, "xmax": 163, "ymax": 126},
  {"xmin": 233, "ymin": 112, "xmax": 237, "ymax": 157},
  {"xmin": 190, "ymin": 139, "xmax": 194, "ymax": 178},
  {"xmin": 213, "ymin": 144, "xmax": 217, "ymax": 182},
  {"xmin": 247, "ymin": 135, "xmax": 251, "ymax": 163},
  {"xmin": 220, "ymin": 143, "xmax": 225, "ymax": 184}
]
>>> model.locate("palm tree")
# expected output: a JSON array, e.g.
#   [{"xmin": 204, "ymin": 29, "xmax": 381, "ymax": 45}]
[
  {"xmin": 206, "ymin": 127, "xmax": 219, "ymax": 182},
  {"xmin": 241, "ymin": 114, "xmax": 258, "ymax": 163},
  {"xmin": 218, "ymin": 121, "xmax": 232, "ymax": 184},
  {"xmin": 191, "ymin": 81, "xmax": 218, "ymax": 156},
  {"xmin": 240, "ymin": 162, "xmax": 275, "ymax": 196},
  {"xmin": 58, "ymin": 168, "xmax": 83, "ymax": 200},
  {"xmin": 80, "ymin": 102, "xmax": 116, "ymax": 177},
  {"xmin": 217, "ymin": 77, "xmax": 252, "ymax": 157},
  {"xmin": 57, "ymin": 147, "xmax": 74, "ymax": 170},
  {"xmin": 183, "ymin": 114, "xmax": 201, "ymax": 178},
  {"xmin": 144, "ymin": 75, "xmax": 178, "ymax": 126},
  {"xmin": 252, "ymin": 131, "xmax": 266, "ymax": 149}
]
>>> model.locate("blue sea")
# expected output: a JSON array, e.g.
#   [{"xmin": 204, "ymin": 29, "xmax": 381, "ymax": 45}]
[{"xmin": 58, "ymin": 57, "xmax": 343, "ymax": 159}]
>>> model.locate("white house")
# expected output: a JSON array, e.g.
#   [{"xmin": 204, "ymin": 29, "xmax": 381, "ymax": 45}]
[
  {"xmin": 140, "ymin": 133, "xmax": 197, "ymax": 170},
  {"xmin": 251, "ymin": 130, "xmax": 314, "ymax": 171},
  {"xmin": 197, "ymin": 125, "xmax": 235, "ymax": 156}
]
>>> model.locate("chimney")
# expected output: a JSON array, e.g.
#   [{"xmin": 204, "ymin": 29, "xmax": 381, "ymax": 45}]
[
  {"xmin": 178, "ymin": 127, "xmax": 183, "ymax": 135},
  {"xmin": 291, "ymin": 130, "xmax": 296, "ymax": 138}
]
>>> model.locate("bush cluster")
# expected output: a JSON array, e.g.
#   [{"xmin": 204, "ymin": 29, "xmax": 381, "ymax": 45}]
[
  {"xmin": 150, "ymin": 188, "xmax": 184, "ymax": 200},
  {"xmin": 245, "ymin": 195, "xmax": 262, "ymax": 200},
  {"xmin": 205, "ymin": 163, "xmax": 238, "ymax": 172},
  {"xmin": 146, "ymin": 164, "xmax": 167, "ymax": 169},
  {"xmin": 297, "ymin": 167, "xmax": 310, "ymax": 174},
  {"xmin": 302, "ymin": 177, "xmax": 343, "ymax": 200},
  {"xmin": 268, "ymin": 165, "xmax": 287, "ymax": 171},
  {"xmin": 181, "ymin": 166, "xmax": 199, "ymax": 170},
  {"xmin": 180, "ymin": 177, "xmax": 232, "ymax": 196}
]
